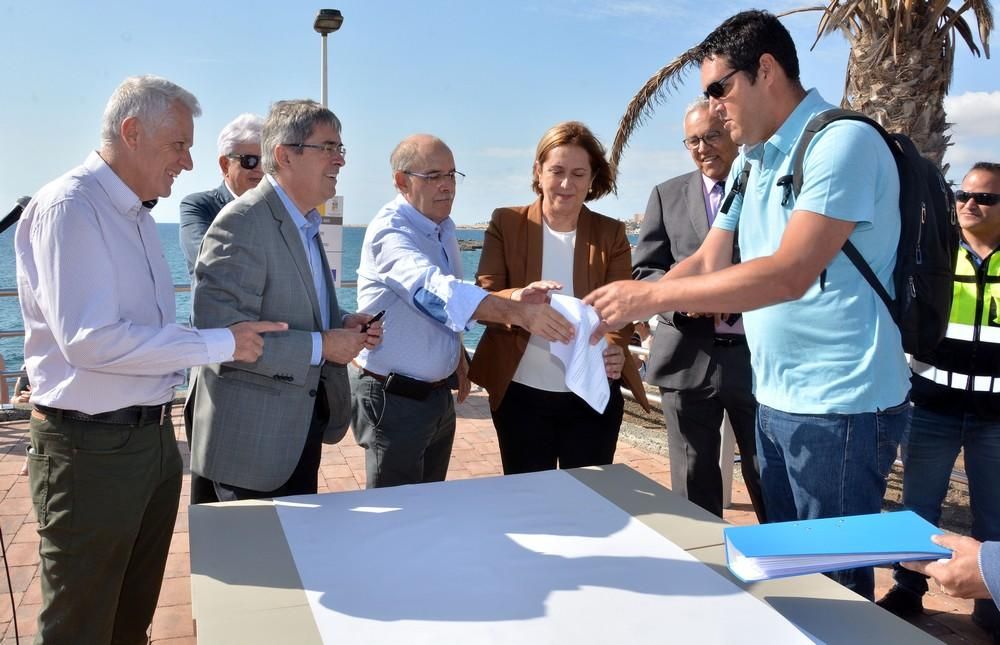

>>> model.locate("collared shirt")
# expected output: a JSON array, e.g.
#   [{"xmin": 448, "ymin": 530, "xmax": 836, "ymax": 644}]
[
  {"xmin": 959, "ymin": 238, "xmax": 990, "ymax": 268},
  {"xmin": 266, "ymin": 175, "xmax": 328, "ymax": 365},
  {"xmin": 356, "ymin": 194, "xmax": 488, "ymax": 381},
  {"xmin": 714, "ymin": 89, "xmax": 909, "ymax": 414},
  {"xmin": 700, "ymin": 173, "xmax": 744, "ymax": 336},
  {"xmin": 701, "ymin": 173, "xmax": 725, "ymax": 227},
  {"xmin": 222, "ymin": 180, "xmax": 237, "ymax": 200},
  {"xmin": 15, "ymin": 151, "xmax": 235, "ymax": 414}
]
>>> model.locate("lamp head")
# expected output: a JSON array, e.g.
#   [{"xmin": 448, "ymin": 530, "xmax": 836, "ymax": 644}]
[{"xmin": 314, "ymin": 9, "xmax": 344, "ymax": 35}]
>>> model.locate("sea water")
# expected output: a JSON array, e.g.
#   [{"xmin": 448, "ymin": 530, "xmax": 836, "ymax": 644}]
[{"xmin": 0, "ymin": 224, "xmax": 487, "ymax": 376}]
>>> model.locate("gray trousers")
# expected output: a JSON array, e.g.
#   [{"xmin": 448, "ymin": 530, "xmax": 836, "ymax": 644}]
[{"xmin": 350, "ymin": 369, "xmax": 456, "ymax": 488}]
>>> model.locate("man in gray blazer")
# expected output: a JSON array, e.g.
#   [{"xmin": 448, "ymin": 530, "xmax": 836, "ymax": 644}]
[
  {"xmin": 178, "ymin": 113, "xmax": 264, "ymax": 278},
  {"xmin": 186, "ymin": 100, "xmax": 382, "ymax": 502},
  {"xmin": 632, "ymin": 98, "xmax": 765, "ymax": 522}
]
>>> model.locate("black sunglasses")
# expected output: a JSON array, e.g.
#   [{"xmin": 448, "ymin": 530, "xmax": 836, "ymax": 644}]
[
  {"xmin": 955, "ymin": 190, "xmax": 999, "ymax": 206},
  {"xmin": 703, "ymin": 68, "xmax": 742, "ymax": 100},
  {"xmin": 227, "ymin": 153, "xmax": 261, "ymax": 170}
]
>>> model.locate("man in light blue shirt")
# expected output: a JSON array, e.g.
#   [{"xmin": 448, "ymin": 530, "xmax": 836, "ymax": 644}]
[
  {"xmin": 587, "ymin": 11, "xmax": 910, "ymax": 600},
  {"xmin": 352, "ymin": 134, "xmax": 574, "ymax": 488}
]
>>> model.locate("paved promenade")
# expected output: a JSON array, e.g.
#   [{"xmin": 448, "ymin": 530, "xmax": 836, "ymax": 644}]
[{"xmin": 0, "ymin": 392, "xmax": 989, "ymax": 643}]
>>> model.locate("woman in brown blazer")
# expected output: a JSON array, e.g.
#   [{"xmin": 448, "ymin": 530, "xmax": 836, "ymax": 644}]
[{"xmin": 469, "ymin": 121, "xmax": 650, "ymax": 475}]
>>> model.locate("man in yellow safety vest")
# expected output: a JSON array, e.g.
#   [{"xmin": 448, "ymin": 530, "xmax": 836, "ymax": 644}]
[{"xmin": 879, "ymin": 161, "xmax": 1000, "ymax": 640}]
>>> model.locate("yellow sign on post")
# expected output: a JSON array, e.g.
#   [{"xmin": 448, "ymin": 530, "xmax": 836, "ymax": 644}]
[{"xmin": 318, "ymin": 195, "xmax": 344, "ymax": 287}]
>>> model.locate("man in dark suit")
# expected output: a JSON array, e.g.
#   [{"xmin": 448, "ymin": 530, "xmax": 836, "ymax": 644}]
[
  {"xmin": 186, "ymin": 100, "xmax": 382, "ymax": 501},
  {"xmin": 632, "ymin": 98, "xmax": 765, "ymax": 522},
  {"xmin": 179, "ymin": 113, "xmax": 264, "ymax": 278}
]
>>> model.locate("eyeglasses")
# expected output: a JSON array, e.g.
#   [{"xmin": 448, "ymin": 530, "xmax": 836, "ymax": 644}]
[
  {"xmin": 284, "ymin": 142, "xmax": 346, "ymax": 157},
  {"xmin": 682, "ymin": 130, "xmax": 723, "ymax": 150},
  {"xmin": 955, "ymin": 190, "xmax": 999, "ymax": 206},
  {"xmin": 703, "ymin": 68, "xmax": 742, "ymax": 100},
  {"xmin": 226, "ymin": 153, "xmax": 261, "ymax": 170},
  {"xmin": 403, "ymin": 170, "xmax": 465, "ymax": 185}
]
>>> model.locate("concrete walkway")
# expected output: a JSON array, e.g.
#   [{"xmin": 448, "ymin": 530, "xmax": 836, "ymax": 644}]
[{"xmin": 0, "ymin": 392, "xmax": 989, "ymax": 644}]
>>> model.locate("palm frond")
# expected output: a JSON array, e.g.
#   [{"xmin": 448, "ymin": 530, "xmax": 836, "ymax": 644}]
[
  {"xmin": 971, "ymin": 0, "xmax": 994, "ymax": 56},
  {"xmin": 609, "ymin": 48, "xmax": 698, "ymax": 186},
  {"xmin": 943, "ymin": 9, "xmax": 984, "ymax": 56}
]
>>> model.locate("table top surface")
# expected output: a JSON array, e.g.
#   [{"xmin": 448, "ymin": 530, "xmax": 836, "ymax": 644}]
[{"xmin": 190, "ymin": 464, "xmax": 938, "ymax": 645}]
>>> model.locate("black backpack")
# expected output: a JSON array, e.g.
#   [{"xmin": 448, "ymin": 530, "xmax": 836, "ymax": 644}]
[{"xmin": 723, "ymin": 108, "xmax": 960, "ymax": 357}]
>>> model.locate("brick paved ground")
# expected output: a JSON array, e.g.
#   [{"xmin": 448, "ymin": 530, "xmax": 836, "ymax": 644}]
[{"xmin": 0, "ymin": 392, "xmax": 990, "ymax": 644}]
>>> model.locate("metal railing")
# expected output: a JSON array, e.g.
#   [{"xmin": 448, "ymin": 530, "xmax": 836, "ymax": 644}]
[
  {"xmin": 0, "ymin": 286, "xmax": 975, "ymax": 485},
  {"xmin": 0, "ymin": 282, "xmax": 361, "ymax": 389}
]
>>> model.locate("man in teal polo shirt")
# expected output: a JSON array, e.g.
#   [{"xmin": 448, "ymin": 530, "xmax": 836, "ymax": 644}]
[{"xmin": 586, "ymin": 10, "xmax": 910, "ymax": 601}]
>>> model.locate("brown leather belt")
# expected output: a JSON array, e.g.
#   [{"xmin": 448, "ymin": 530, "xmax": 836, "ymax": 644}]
[
  {"xmin": 360, "ymin": 368, "xmax": 448, "ymax": 390},
  {"xmin": 33, "ymin": 402, "xmax": 172, "ymax": 426}
]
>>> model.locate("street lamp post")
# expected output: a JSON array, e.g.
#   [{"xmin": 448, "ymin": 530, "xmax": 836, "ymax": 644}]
[
  {"xmin": 313, "ymin": 9, "xmax": 343, "ymax": 107},
  {"xmin": 313, "ymin": 9, "xmax": 345, "ymax": 288}
]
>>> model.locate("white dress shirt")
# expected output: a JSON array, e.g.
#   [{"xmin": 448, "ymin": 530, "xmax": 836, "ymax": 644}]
[{"xmin": 15, "ymin": 151, "xmax": 235, "ymax": 414}]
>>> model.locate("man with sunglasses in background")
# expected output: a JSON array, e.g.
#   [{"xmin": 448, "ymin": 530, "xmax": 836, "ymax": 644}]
[
  {"xmin": 186, "ymin": 100, "xmax": 383, "ymax": 502},
  {"xmin": 587, "ymin": 10, "xmax": 909, "ymax": 601},
  {"xmin": 879, "ymin": 162, "xmax": 1000, "ymax": 639},
  {"xmin": 179, "ymin": 113, "xmax": 264, "ymax": 278},
  {"xmin": 179, "ymin": 113, "xmax": 265, "ymax": 503},
  {"xmin": 351, "ymin": 134, "xmax": 574, "ymax": 489},
  {"xmin": 632, "ymin": 98, "xmax": 765, "ymax": 524}
]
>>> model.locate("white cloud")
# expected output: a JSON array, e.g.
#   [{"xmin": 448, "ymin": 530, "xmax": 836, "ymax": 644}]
[
  {"xmin": 944, "ymin": 91, "xmax": 1000, "ymax": 137},
  {"xmin": 942, "ymin": 90, "xmax": 1000, "ymax": 178},
  {"xmin": 943, "ymin": 142, "xmax": 998, "ymax": 181}
]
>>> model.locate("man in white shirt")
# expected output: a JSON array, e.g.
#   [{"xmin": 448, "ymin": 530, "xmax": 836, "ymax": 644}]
[{"xmin": 15, "ymin": 75, "xmax": 282, "ymax": 645}]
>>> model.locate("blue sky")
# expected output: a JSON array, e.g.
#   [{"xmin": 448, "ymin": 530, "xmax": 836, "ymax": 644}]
[{"xmin": 3, "ymin": 1, "xmax": 998, "ymax": 225}]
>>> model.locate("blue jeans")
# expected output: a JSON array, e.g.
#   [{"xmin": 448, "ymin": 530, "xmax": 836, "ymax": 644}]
[
  {"xmin": 893, "ymin": 406, "xmax": 1000, "ymax": 604},
  {"xmin": 756, "ymin": 400, "xmax": 911, "ymax": 600}
]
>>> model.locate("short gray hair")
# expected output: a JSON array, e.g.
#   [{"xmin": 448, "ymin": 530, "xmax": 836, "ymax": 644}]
[
  {"xmin": 261, "ymin": 100, "xmax": 341, "ymax": 175},
  {"xmin": 100, "ymin": 75, "xmax": 201, "ymax": 146},
  {"xmin": 217, "ymin": 113, "xmax": 264, "ymax": 156},
  {"xmin": 389, "ymin": 134, "xmax": 448, "ymax": 173},
  {"xmin": 684, "ymin": 97, "xmax": 710, "ymax": 119}
]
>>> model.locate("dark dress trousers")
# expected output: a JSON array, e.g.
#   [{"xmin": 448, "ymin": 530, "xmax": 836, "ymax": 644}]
[{"xmin": 632, "ymin": 170, "xmax": 765, "ymax": 522}]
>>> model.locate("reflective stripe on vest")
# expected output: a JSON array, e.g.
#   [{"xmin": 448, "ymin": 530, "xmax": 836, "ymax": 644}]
[
  {"xmin": 944, "ymin": 322, "xmax": 1000, "ymax": 344},
  {"xmin": 910, "ymin": 358, "xmax": 1000, "ymax": 393}
]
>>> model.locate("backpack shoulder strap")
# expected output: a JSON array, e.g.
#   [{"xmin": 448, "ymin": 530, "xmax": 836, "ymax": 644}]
[
  {"xmin": 842, "ymin": 240, "xmax": 897, "ymax": 322},
  {"xmin": 790, "ymin": 108, "xmax": 897, "ymax": 310},
  {"xmin": 790, "ymin": 109, "xmax": 889, "ymax": 198},
  {"xmin": 720, "ymin": 159, "xmax": 752, "ymax": 215}
]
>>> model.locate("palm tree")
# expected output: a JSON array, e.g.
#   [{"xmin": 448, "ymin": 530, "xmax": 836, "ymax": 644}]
[{"xmin": 610, "ymin": 2, "xmax": 992, "ymax": 176}]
